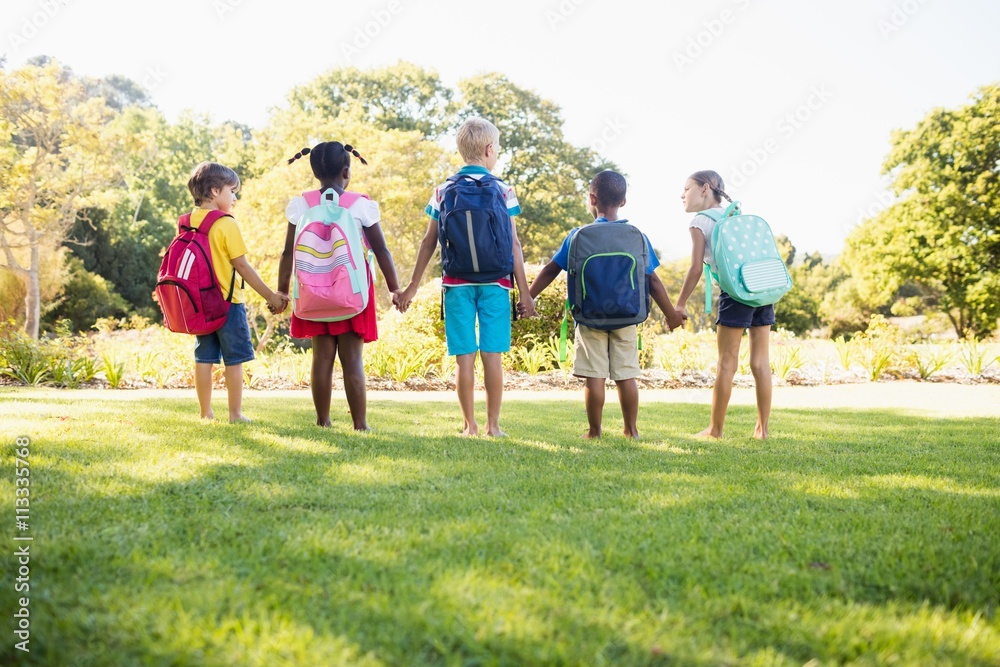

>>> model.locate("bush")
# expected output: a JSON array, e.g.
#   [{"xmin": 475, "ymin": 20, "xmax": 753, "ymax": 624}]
[{"xmin": 45, "ymin": 256, "xmax": 129, "ymax": 333}]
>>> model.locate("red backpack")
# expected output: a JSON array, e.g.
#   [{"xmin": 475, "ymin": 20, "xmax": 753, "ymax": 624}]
[{"xmin": 155, "ymin": 211, "xmax": 238, "ymax": 335}]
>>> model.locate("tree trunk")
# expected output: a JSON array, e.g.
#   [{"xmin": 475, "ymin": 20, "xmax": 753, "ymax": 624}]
[{"xmin": 25, "ymin": 235, "xmax": 40, "ymax": 340}]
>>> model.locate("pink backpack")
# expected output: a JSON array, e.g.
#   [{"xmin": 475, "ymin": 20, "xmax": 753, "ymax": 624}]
[
  {"xmin": 292, "ymin": 190, "xmax": 372, "ymax": 322},
  {"xmin": 155, "ymin": 210, "xmax": 237, "ymax": 335}
]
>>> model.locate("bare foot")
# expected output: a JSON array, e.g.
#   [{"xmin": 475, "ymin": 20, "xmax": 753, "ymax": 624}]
[
  {"xmin": 753, "ymin": 424, "xmax": 769, "ymax": 440},
  {"xmin": 353, "ymin": 425, "xmax": 371, "ymax": 432},
  {"xmin": 462, "ymin": 426, "xmax": 479, "ymax": 437},
  {"xmin": 623, "ymin": 429, "xmax": 640, "ymax": 440},
  {"xmin": 486, "ymin": 429, "xmax": 507, "ymax": 438},
  {"xmin": 201, "ymin": 411, "xmax": 215, "ymax": 421},
  {"xmin": 229, "ymin": 415, "xmax": 252, "ymax": 424},
  {"xmin": 695, "ymin": 428, "xmax": 721, "ymax": 439},
  {"xmin": 316, "ymin": 419, "xmax": 333, "ymax": 428},
  {"xmin": 582, "ymin": 431, "xmax": 602, "ymax": 440}
]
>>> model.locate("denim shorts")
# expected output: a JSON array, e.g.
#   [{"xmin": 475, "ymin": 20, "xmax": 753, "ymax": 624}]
[
  {"xmin": 194, "ymin": 303, "xmax": 255, "ymax": 366},
  {"xmin": 717, "ymin": 292, "xmax": 776, "ymax": 330},
  {"xmin": 443, "ymin": 285, "xmax": 511, "ymax": 356}
]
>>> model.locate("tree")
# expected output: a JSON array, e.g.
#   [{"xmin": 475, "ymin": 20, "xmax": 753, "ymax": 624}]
[
  {"xmin": 843, "ymin": 84, "xmax": 1000, "ymax": 339},
  {"xmin": 456, "ymin": 74, "xmax": 617, "ymax": 261},
  {"xmin": 286, "ymin": 62, "xmax": 454, "ymax": 138},
  {"xmin": 0, "ymin": 61, "xmax": 125, "ymax": 338}
]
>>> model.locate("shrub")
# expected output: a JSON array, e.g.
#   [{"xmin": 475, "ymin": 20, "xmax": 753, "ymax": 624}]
[
  {"xmin": 852, "ymin": 315, "xmax": 903, "ymax": 381},
  {"xmin": 905, "ymin": 345, "xmax": 953, "ymax": 380}
]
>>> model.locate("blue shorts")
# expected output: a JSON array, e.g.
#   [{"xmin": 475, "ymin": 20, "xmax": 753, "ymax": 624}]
[
  {"xmin": 443, "ymin": 285, "xmax": 511, "ymax": 356},
  {"xmin": 194, "ymin": 303, "xmax": 255, "ymax": 366},
  {"xmin": 717, "ymin": 292, "xmax": 776, "ymax": 330}
]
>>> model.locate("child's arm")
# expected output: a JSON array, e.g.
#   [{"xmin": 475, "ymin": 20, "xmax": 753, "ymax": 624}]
[
  {"xmin": 649, "ymin": 272, "xmax": 684, "ymax": 331},
  {"xmin": 674, "ymin": 228, "xmax": 708, "ymax": 320},
  {"xmin": 510, "ymin": 219, "xmax": 537, "ymax": 318},
  {"xmin": 276, "ymin": 223, "xmax": 296, "ymax": 298},
  {"xmin": 363, "ymin": 223, "xmax": 401, "ymax": 294},
  {"xmin": 398, "ymin": 218, "xmax": 439, "ymax": 311},
  {"xmin": 528, "ymin": 261, "xmax": 562, "ymax": 299},
  {"xmin": 232, "ymin": 254, "xmax": 286, "ymax": 312}
]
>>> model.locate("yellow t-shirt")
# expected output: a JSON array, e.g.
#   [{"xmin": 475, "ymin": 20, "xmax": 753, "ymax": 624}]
[{"xmin": 190, "ymin": 209, "xmax": 247, "ymax": 304}]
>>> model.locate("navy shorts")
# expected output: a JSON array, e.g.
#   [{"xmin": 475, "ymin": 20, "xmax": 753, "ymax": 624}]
[
  {"xmin": 717, "ymin": 292, "xmax": 776, "ymax": 330},
  {"xmin": 194, "ymin": 303, "xmax": 255, "ymax": 366}
]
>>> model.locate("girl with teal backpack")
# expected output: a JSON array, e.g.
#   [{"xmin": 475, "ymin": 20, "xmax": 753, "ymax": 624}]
[{"xmin": 673, "ymin": 171, "xmax": 786, "ymax": 440}]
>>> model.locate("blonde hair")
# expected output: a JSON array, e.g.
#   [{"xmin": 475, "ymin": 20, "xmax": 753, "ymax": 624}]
[{"xmin": 456, "ymin": 117, "xmax": 500, "ymax": 163}]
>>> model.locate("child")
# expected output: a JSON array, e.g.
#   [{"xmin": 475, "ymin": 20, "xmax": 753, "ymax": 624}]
[
  {"xmin": 528, "ymin": 170, "xmax": 683, "ymax": 439},
  {"xmin": 277, "ymin": 141, "xmax": 402, "ymax": 430},
  {"xmin": 673, "ymin": 170, "xmax": 773, "ymax": 439},
  {"xmin": 396, "ymin": 117, "xmax": 536, "ymax": 437},
  {"xmin": 187, "ymin": 161, "xmax": 288, "ymax": 422}
]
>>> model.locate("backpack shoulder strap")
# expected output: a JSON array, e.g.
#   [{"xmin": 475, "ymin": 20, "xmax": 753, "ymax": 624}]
[
  {"xmin": 196, "ymin": 210, "xmax": 233, "ymax": 236},
  {"xmin": 177, "ymin": 214, "xmax": 193, "ymax": 233},
  {"xmin": 302, "ymin": 190, "xmax": 321, "ymax": 208}
]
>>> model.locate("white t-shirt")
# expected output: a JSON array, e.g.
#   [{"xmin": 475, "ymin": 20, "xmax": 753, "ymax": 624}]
[
  {"xmin": 285, "ymin": 194, "xmax": 381, "ymax": 228},
  {"xmin": 689, "ymin": 207, "xmax": 725, "ymax": 274}
]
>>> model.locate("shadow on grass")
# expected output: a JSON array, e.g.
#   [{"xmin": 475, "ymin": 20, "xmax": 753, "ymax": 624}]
[{"xmin": 3, "ymin": 396, "xmax": 999, "ymax": 666}]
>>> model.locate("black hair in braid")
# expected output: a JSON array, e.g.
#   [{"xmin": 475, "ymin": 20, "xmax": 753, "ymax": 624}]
[
  {"xmin": 689, "ymin": 170, "xmax": 732, "ymax": 204},
  {"xmin": 286, "ymin": 142, "xmax": 369, "ymax": 180}
]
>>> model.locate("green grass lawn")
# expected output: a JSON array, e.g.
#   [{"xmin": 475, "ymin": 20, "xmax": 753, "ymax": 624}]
[{"xmin": 2, "ymin": 390, "xmax": 999, "ymax": 666}]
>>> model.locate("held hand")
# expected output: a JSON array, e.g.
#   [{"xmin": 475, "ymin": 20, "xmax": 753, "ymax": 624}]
[
  {"xmin": 517, "ymin": 295, "xmax": 537, "ymax": 319},
  {"xmin": 267, "ymin": 291, "xmax": 289, "ymax": 314},
  {"xmin": 667, "ymin": 306, "xmax": 688, "ymax": 331}
]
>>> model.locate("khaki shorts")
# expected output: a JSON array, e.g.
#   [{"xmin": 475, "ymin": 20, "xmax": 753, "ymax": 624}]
[{"xmin": 573, "ymin": 324, "xmax": 640, "ymax": 381}]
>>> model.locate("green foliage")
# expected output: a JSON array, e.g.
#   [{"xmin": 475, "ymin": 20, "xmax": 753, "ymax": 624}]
[
  {"xmin": 771, "ymin": 344, "xmax": 807, "ymax": 381},
  {"xmin": 100, "ymin": 352, "xmax": 128, "ymax": 389},
  {"xmin": 842, "ymin": 84, "xmax": 1000, "ymax": 339},
  {"xmin": 905, "ymin": 345, "xmax": 954, "ymax": 380},
  {"xmin": 851, "ymin": 315, "xmax": 904, "ymax": 381},
  {"xmin": 287, "ymin": 62, "xmax": 455, "ymax": 138},
  {"xmin": 3, "ymin": 394, "xmax": 999, "ymax": 665},
  {"xmin": 44, "ymin": 256, "xmax": 129, "ymax": 332},
  {"xmin": 0, "ymin": 330, "xmax": 51, "ymax": 386},
  {"xmin": 958, "ymin": 339, "xmax": 999, "ymax": 378},
  {"xmin": 505, "ymin": 335, "xmax": 552, "ymax": 375}
]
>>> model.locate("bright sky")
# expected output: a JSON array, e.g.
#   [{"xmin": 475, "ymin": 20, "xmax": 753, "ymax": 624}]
[{"xmin": 4, "ymin": 0, "xmax": 999, "ymax": 261}]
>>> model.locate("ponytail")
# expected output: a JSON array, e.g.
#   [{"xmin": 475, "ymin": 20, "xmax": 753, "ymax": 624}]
[
  {"xmin": 287, "ymin": 147, "xmax": 312, "ymax": 165},
  {"xmin": 286, "ymin": 142, "xmax": 370, "ymax": 175},
  {"xmin": 689, "ymin": 170, "xmax": 731, "ymax": 205}
]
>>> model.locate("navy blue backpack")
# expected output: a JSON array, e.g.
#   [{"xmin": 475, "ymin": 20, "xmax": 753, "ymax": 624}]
[{"xmin": 438, "ymin": 174, "xmax": 514, "ymax": 283}]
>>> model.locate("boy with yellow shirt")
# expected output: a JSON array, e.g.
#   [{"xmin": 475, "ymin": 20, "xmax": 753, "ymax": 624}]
[{"xmin": 187, "ymin": 162, "xmax": 287, "ymax": 422}]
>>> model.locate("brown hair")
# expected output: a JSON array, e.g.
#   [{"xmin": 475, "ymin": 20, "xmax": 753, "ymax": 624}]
[
  {"xmin": 187, "ymin": 162, "xmax": 240, "ymax": 206},
  {"xmin": 689, "ymin": 170, "xmax": 732, "ymax": 205}
]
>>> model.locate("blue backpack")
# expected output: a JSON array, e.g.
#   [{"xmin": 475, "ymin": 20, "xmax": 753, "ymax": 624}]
[{"xmin": 438, "ymin": 174, "xmax": 514, "ymax": 283}]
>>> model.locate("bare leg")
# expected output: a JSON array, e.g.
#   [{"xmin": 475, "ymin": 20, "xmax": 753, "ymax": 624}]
[
  {"xmin": 699, "ymin": 325, "xmax": 744, "ymax": 438},
  {"xmin": 481, "ymin": 352, "xmax": 505, "ymax": 437},
  {"xmin": 195, "ymin": 363, "xmax": 214, "ymax": 419},
  {"xmin": 748, "ymin": 325, "xmax": 772, "ymax": 439},
  {"xmin": 225, "ymin": 363, "xmax": 248, "ymax": 423},
  {"xmin": 311, "ymin": 335, "xmax": 337, "ymax": 428},
  {"xmin": 455, "ymin": 353, "xmax": 478, "ymax": 436},
  {"xmin": 337, "ymin": 333, "xmax": 368, "ymax": 431},
  {"xmin": 616, "ymin": 378, "xmax": 640, "ymax": 438},
  {"xmin": 583, "ymin": 377, "xmax": 605, "ymax": 439}
]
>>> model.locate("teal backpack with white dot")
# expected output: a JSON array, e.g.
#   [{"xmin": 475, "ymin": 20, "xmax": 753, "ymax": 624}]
[{"xmin": 700, "ymin": 201, "xmax": 793, "ymax": 312}]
